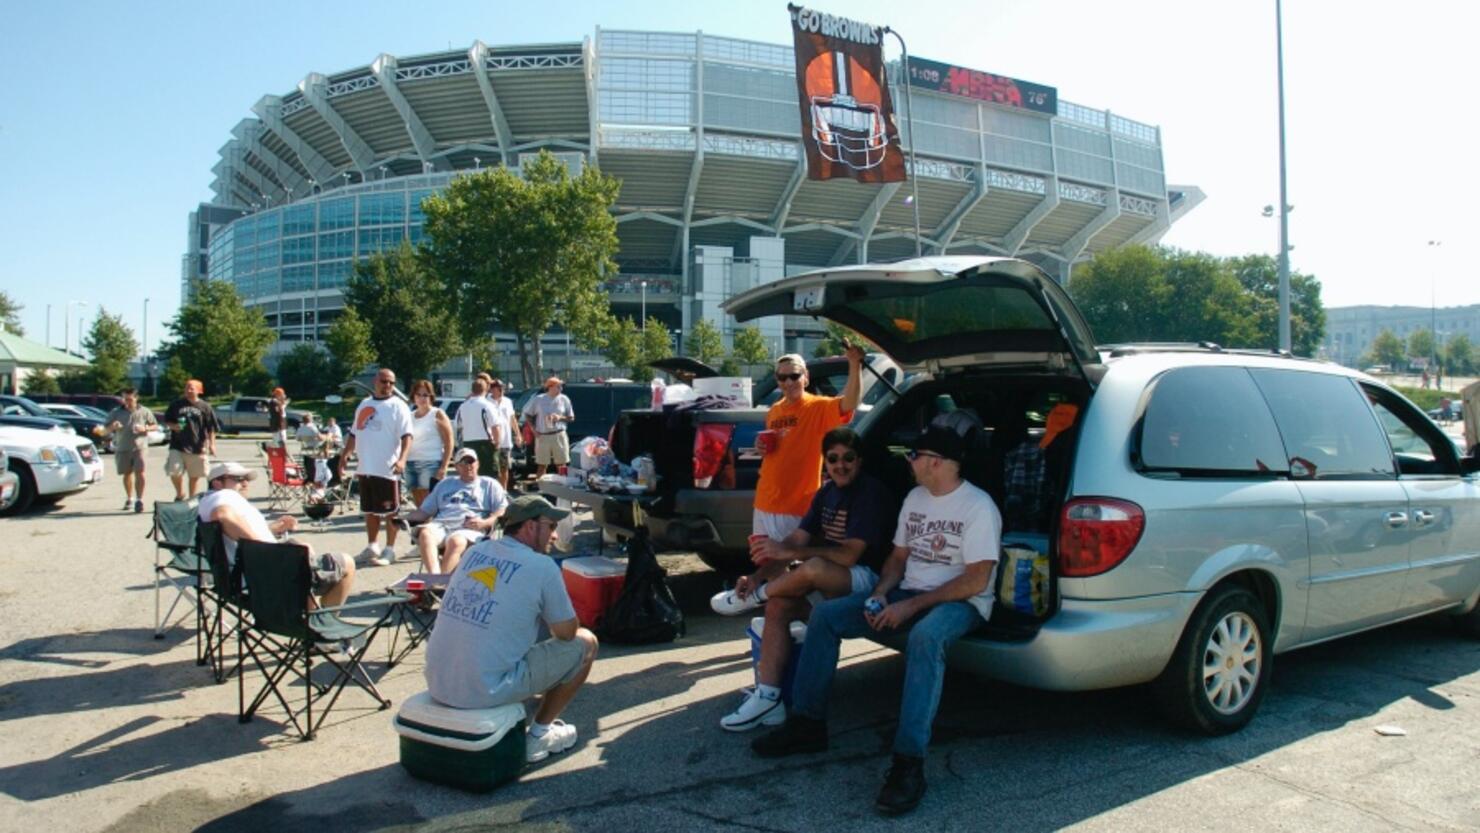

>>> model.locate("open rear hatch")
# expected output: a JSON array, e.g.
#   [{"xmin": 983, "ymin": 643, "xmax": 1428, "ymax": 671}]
[{"xmin": 722, "ymin": 256, "xmax": 1100, "ymax": 382}]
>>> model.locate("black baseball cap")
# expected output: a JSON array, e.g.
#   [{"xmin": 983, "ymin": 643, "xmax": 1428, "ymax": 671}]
[{"xmin": 911, "ymin": 411, "xmax": 982, "ymax": 463}]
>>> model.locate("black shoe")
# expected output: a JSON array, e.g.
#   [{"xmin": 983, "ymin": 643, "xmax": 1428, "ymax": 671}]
[
  {"xmin": 875, "ymin": 754, "xmax": 926, "ymax": 816},
  {"xmin": 750, "ymin": 715, "xmax": 828, "ymax": 758}
]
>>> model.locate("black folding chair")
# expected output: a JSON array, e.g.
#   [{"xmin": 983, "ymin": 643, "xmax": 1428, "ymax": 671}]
[
  {"xmin": 149, "ymin": 499, "xmax": 213, "ymax": 665},
  {"xmin": 198, "ymin": 521, "xmax": 255, "ymax": 686},
  {"xmin": 236, "ymin": 540, "xmax": 398, "ymax": 740}
]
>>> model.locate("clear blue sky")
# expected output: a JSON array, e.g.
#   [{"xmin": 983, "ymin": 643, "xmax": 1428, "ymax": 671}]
[{"xmin": 2, "ymin": 0, "xmax": 1475, "ymax": 356}]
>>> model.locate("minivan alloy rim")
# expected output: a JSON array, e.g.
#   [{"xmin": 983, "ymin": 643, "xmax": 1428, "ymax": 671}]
[{"xmin": 1202, "ymin": 611, "xmax": 1261, "ymax": 715}]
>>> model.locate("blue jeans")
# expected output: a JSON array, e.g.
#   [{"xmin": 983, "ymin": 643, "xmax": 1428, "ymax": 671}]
[{"xmin": 790, "ymin": 588, "xmax": 984, "ymax": 758}]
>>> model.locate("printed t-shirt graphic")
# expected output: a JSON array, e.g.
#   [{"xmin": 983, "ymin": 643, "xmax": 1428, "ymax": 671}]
[
  {"xmin": 892, "ymin": 480, "xmax": 1002, "ymax": 619},
  {"xmin": 797, "ymin": 474, "xmax": 898, "ymax": 573},
  {"xmin": 754, "ymin": 392, "xmax": 850, "ymax": 517}
]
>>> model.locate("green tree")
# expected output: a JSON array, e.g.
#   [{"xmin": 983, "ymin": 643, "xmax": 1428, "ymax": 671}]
[
  {"xmin": 57, "ymin": 369, "xmax": 92, "ymax": 394},
  {"xmin": 159, "ymin": 355, "xmax": 190, "ymax": 400},
  {"xmin": 0, "ymin": 290, "xmax": 22, "ymax": 336},
  {"xmin": 22, "ymin": 369, "xmax": 59, "ymax": 395},
  {"xmin": 1068, "ymin": 245, "xmax": 1173, "ymax": 344},
  {"xmin": 164, "ymin": 279, "xmax": 276, "ymax": 394},
  {"xmin": 325, "ymin": 308, "xmax": 376, "ymax": 383},
  {"xmin": 814, "ymin": 322, "xmax": 864, "ymax": 358},
  {"xmin": 1445, "ymin": 333, "xmax": 1475, "ymax": 375},
  {"xmin": 602, "ymin": 317, "xmax": 643, "ymax": 380},
  {"xmin": 81, "ymin": 308, "xmax": 138, "ymax": 393},
  {"xmin": 275, "ymin": 343, "xmax": 335, "ymax": 398},
  {"xmin": 634, "ymin": 317, "xmax": 672, "ymax": 382},
  {"xmin": 421, "ymin": 151, "xmax": 622, "ymax": 387},
  {"xmin": 731, "ymin": 325, "xmax": 771, "ymax": 366},
  {"xmin": 1227, "ymin": 254, "xmax": 1326, "ymax": 356},
  {"xmin": 687, "ymin": 318, "xmax": 725, "ymax": 366},
  {"xmin": 1407, "ymin": 328, "xmax": 1437, "ymax": 366},
  {"xmin": 1366, "ymin": 329, "xmax": 1406, "ymax": 370},
  {"xmin": 717, "ymin": 356, "xmax": 743, "ymax": 376},
  {"xmin": 344, "ymin": 240, "xmax": 463, "ymax": 382}
]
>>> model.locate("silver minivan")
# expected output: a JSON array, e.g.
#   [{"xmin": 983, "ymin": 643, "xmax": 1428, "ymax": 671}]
[{"xmin": 725, "ymin": 256, "xmax": 1480, "ymax": 734}]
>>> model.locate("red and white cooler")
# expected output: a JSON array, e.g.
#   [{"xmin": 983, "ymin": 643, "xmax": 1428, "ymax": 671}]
[{"xmin": 560, "ymin": 555, "xmax": 627, "ymax": 628}]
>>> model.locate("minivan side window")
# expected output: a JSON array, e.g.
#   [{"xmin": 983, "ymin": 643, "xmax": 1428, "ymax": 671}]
[
  {"xmin": 1249, "ymin": 369, "xmax": 1395, "ymax": 480},
  {"xmin": 1135, "ymin": 367, "xmax": 1288, "ymax": 477},
  {"xmin": 1360, "ymin": 384, "xmax": 1460, "ymax": 476}
]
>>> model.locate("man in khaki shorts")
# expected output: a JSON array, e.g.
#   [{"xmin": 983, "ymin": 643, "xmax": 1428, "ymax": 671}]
[
  {"xmin": 105, "ymin": 387, "xmax": 158, "ymax": 513},
  {"xmin": 425, "ymin": 495, "xmax": 598, "ymax": 763},
  {"xmin": 164, "ymin": 379, "xmax": 219, "ymax": 500}
]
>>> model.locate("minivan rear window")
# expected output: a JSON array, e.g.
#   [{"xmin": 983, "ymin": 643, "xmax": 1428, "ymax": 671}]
[
  {"xmin": 1251, "ymin": 369, "xmax": 1395, "ymax": 479},
  {"xmin": 1136, "ymin": 367, "xmax": 1288, "ymax": 477},
  {"xmin": 850, "ymin": 285, "xmax": 1052, "ymax": 344}
]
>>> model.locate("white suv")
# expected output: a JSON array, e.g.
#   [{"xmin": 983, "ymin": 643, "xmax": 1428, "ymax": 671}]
[{"xmin": 0, "ymin": 425, "xmax": 102, "ymax": 515}]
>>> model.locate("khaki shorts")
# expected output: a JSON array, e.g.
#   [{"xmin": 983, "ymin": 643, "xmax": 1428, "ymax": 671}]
[
  {"xmin": 165, "ymin": 449, "xmax": 207, "ymax": 479},
  {"xmin": 534, "ymin": 432, "xmax": 570, "ymax": 466},
  {"xmin": 115, "ymin": 448, "xmax": 147, "ymax": 475},
  {"xmin": 494, "ymin": 638, "xmax": 588, "ymax": 705},
  {"xmin": 420, "ymin": 521, "xmax": 483, "ymax": 551}
]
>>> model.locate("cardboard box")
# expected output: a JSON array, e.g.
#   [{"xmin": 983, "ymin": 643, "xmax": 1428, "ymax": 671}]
[
  {"xmin": 693, "ymin": 376, "xmax": 753, "ymax": 407},
  {"xmin": 561, "ymin": 555, "xmax": 627, "ymax": 627}
]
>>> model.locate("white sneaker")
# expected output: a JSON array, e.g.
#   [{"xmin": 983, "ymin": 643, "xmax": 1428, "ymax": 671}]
[
  {"xmin": 711, "ymin": 586, "xmax": 764, "ymax": 616},
  {"xmin": 375, "ymin": 545, "xmax": 396, "ymax": 566},
  {"xmin": 360, "ymin": 543, "xmax": 388, "ymax": 567},
  {"xmin": 720, "ymin": 688, "xmax": 785, "ymax": 732},
  {"xmin": 526, "ymin": 720, "xmax": 578, "ymax": 762}
]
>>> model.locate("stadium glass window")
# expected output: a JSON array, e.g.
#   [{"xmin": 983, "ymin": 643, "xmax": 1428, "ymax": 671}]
[
  {"xmin": 318, "ymin": 261, "xmax": 352, "ymax": 289},
  {"xmin": 318, "ymin": 230, "xmax": 354, "ymax": 260},
  {"xmin": 1134, "ymin": 366, "xmax": 1288, "ymax": 478},
  {"xmin": 283, "ymin": 205, "xmax": 315, "ymax": 236},
  {"xmin": 257, "ymin": 211, "xmax": 281, "ymax": 243},
  {"xmin": 283, "ymin": 235, "xmax": 315, "ymax": 265},
  {"xmin": 359, "ymin": 193, "xmax": 405, "ymax": 226},
  {"xmin": 283, "ymin": 265, "xmax": 315, "ymax": 293},
  {"xmin": 234, "ymin": 218, "xmax": 257, "ymax": 249},
  {"xmin": 408, "ymin": 190, "xmax": 436, "ymax": 224},
  {"xmin": 1250, "ymin": 369, "xmax": 1395, "ymax": 480},
  {"xmin": 256, "ymin": 269, "xmax": 281, "ymax": 296},
  {"xmin": 319, "ymin": 198, "xmax": 355, "ymax": 230}
]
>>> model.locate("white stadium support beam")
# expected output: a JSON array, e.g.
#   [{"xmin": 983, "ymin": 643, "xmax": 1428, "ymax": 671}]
[
  {"xmin": 690, "ymin": 215, "xmax": 774, "ymax": 233},
  {"xmin": 769, "ymin": 154, "xmax": 807, "ymax": 233},
  {"xmin": 235, "ymin": 120, "xmax": 309, "ymax": 199},
  {"xmin": 933, "ymin": 165, "xmax": 988, "ymax": 253},
  {"xmin": 372, "ymin": 55, "xmax": 441, "ymax": 169},
  {"xmin": 1125, "ymin": 197, "xmax": 1171, "ymax": 246},
  {"xmin": 1059, "ymin": 188, "xmax": 1122, "ymax": 264},
  {"xmin": 253, "ymin": 95, "xmax": 338, "ymax": 186},
  {"xmin": 829, "ymin": 182, "xmax": 900, "ymax": 266},
  {"xmin": 299, "ymin": 72, "xmax": 377, "ymax": 174},
  {"xmin": 1003, "ymin": 176, "xmax": 1060, "ymax": 256},
  {"xmin": 615, "ymin": 211, "xmax": 685, "ymax": 227},
  {"xmin": 470, "ymin": 41, "xmax": 516, "ymax": 167}
]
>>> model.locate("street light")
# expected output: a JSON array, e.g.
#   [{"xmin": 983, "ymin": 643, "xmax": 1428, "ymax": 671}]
[
  {"xmin": 474, "ymin": 156, "xmax": 481, "ymax": 170},
  {"xmin": 1273, "ymin": 0, "xmax": 1292, "ymax": 353},
  {"xmin": 142, "ymin": 297, "xmax": 150, "ymax": 364},
  {"xmin": 640, "ymin": 281, "xmax": 648, "ymax": 331},
  {"xmin": 1430, "ymin": 240, "xmax": 1443, "ymax": 384},
  {"xmin": 64, "ymin": 300, "xmax": 86, "ymax": 356}
]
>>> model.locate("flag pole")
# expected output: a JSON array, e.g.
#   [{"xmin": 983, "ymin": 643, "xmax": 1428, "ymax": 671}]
[{"xmin": 883, "ymin": 25, "xmax": 922, "ymax": 257}]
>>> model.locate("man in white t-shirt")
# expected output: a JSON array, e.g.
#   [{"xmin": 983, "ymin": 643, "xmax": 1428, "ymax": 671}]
[
  {"xmin": 488, "ymin": 378, "xmax": 520, "ymax": 491},
  {"xmin": 456, "ymin": 378, "xmax": 504, "ymax": 484},
  {"xmin": 406, "ymin": 447, "xmax": 509, "ymax": 574},
  {"xmin": 752, "ymin": 412, "xmax": 998, "ymax": 817},
  {"xmin": 521, "ymin": 377, "xmax": 574, "ymax": 480},
  {"xmin": 197, "ymin": 461, "xmax": 354, "ymax": 607},
  {"xmin": 341, "ymin": 368, "xmax": 415, "ymax": 567}
]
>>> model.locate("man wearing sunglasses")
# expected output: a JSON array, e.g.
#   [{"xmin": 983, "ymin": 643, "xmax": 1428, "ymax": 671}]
[
  {"xmin": 753, "ymin": 412, "xmax": 999, "ymax": 817},
  {"xmin": 714, "ymin": 427, "xmax": 896, "ymax": 731},
  {"xmin": 342, "ymin": 368, "xmax": 414, "ymax": 567},
  {"xmin": 750, "ymin": 345, "xmax": 865, "ymax": 554}
]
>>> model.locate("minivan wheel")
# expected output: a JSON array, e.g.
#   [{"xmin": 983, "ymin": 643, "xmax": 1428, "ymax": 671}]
[
  {"xmin": 0, "ymin": 463, "xmax": 37, "ymax": 516},
  {"xmin": 1154, "ymin": 586, "xmax": 1272, "ymax": 735},
  {"xmin": 1453, "ymin": 604, "xmax": 1480, "ymax": 638}
]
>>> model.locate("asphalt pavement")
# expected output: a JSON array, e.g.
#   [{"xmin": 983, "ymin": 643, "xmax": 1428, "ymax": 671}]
[{"xmin": 1, "ymin": 437, "xmax": 1477, "ymax": 832}]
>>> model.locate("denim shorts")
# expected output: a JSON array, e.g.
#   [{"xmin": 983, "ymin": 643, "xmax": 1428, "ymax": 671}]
[{"xmin": 404, "ymin": 459, "xmax": 439, "ymax": 490}]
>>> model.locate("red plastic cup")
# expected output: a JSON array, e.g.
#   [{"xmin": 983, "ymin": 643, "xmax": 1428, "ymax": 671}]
[
  {"xmin": 558, "ymin": 465, "xmax": 568, "ymax": 476},
  {"xmin": 755, "ymin": 430, "xmax": 778, "ymax": 455},
  {"xmin": 406, "ymin": 578, "xmax": 425, "ymax": 604},
  {"xmin": 748, "ymin": 533, "xmax": 768, "ymax": 555}
]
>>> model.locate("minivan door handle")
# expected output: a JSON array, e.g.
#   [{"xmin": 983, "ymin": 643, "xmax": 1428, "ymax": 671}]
[
  {"xmin": 1413, "ymin": 509, "xmax": 1436, "ymax": 527},
  {"xmin": 1384, "ymin": 511, "xmax": 1409, "ymax": 529}
]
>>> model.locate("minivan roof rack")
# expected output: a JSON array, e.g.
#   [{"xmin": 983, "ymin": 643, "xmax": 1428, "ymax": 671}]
[{"xmin": 1100, "ymin": 343, "xmax": 1317, "ymax": 362}]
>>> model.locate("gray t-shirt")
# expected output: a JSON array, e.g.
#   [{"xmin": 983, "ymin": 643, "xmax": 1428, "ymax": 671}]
[
  {"xmin": 105, "ymin": 406, "xmax": 157, "ymax": 453},
  {"xmin": 424, "ymin": 536, "xmax": 578, "ymax": 709},
  {"xmin": 419, "ymin": 474, "xmax": 507, "ymax": 526},
  {"xmin": 522, "ymin": 392, "xmax": 574, "ymax": 434}
]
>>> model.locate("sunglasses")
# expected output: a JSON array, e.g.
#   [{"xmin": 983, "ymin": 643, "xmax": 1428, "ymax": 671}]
[
  {"xmin": 775, "ymin": 372, "xmax": 803, "ymax": 382},
  {"xmin": 905, "ymin": 449, "xmax": 944, "ymax": 462},
  {"xmin": 825, "ymin": 451, "xmax": 858, "ymax": 465}
]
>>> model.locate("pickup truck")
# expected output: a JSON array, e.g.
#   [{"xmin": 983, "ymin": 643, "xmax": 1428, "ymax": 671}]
[
  {"xmin": 588, "ymin": 353, "xmax": 903, "ymax": 574},
  {"xmin": 213, "ymin": 397, "xmax": 314, "ymax": 434},
  {"xmin": 0, "ymin": 425, "xmax": 102, "ymax": 515}
]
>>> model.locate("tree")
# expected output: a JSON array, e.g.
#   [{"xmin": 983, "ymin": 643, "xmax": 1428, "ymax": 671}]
[
  {"xmin": 343, "ymin": 240, "xmax": 463, "ymax": 382},
  {"xmin": 1068, "ymin": 245, "xmax": 1174, "ymax": 344},
  {"xmin": 1227, "ymin": 254, "xmax": 1326, "ymax": 356},
  {"xmin": 601, "ymin": 317, "xmax": 643, "ymax": 380},
  {"xmin": 634, "ymin": 317, "xmax": 672, "ymax": 382},
  {"xmin": 687, "ymin": 318, "xmax": 725, "ymax": 367},
  {"xmin": 1366, "ymin": 329, "xmax": 1406, "ymax": 370},
  {"xmin": 0, "ymin": 290, "xmax": 22, "ymax": 336},
  {"xmin": 1445, "ymin": 333, "xmax": 1475, "ymax": 375},
  {"xmin": 731, "ymin": 325, "xmax": 771, "ymax": 366},
  {"xmin": 275, "ymin": 343, "xmax": 336, "ymax": 398},
  {"xmin": 1407, "ymin": 328, "xmax": 1436, "ymax": 366},
  {"xmin": 82, "ymin": 308, "xmax": 138, "ymax": 393},
  {"xmin": 325, "ymin": 308, "xmax": 376, "ymax": 383},
  {"xmin": 164, "ymin": 279, "xmax": 276, "ymax": 394},
  {"xmin": 22, "ymin": 369, "xmax": 59, "ymax": 395},
  {"xmin": 814, "ymin": 322, "xmax": 864, "ymax": 358},
  {"xmin": 421, "ymin": 151, "xmax": 621, "ymax": 387},
  {"xmin": 159, "ymin": 356, "xmax": 190, "ymax": 400}
]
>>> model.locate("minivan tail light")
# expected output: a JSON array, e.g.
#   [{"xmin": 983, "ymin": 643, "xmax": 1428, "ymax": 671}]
[
  {"xmin": 1058, "ymin": 498, "xmax": 1146, "ymax": 577},
  {"xmin": 693, "ymin": 423, "xmax": 735, "ymax": 488}
]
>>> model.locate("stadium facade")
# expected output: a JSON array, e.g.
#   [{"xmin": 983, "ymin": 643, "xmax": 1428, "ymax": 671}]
[{"xmin": 185, "ymin": 27, "xmax": 1203, "ymax": 370}]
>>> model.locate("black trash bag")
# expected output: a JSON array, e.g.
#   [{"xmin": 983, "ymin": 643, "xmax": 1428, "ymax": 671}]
[{"xmin": 599, "ymin": 528, "xmax": 685, "ymax": 644}]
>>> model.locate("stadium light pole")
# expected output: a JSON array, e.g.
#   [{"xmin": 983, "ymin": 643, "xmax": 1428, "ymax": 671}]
[
  {"xmin": 142, "ymin": 298, "xmax": 149, "ymax": 364},
  {"xmin": 64, "ymin": 300, "xmax": 86, "ymax": 356},
  {"xmin": 1274, "ymin": 0, "xmax": 1292, "ymax": 352},
  {"xmin": 45, "ymin": 303, "xmax": 51, "ymax": 347},
  {"xmin": 882, "ymin": 24, "xmax": 923, "ymax": 258},
  {"xmin": 1430, "ymin": 240, "xmax": 1442, "ymax": 381},
  {"xmin": 640, "ymin": 281, "xmax": 648, "ymax": 331}
]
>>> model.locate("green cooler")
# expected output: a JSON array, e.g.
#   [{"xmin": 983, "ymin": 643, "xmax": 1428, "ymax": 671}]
[{"xmin": 394, "ymin": 691, "xmax": 526, "ymax": 792}]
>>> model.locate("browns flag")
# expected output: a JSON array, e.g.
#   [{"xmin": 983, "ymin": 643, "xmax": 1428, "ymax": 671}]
[{"xmin": 789, "ymin": 4, "xmax": 905, "ymax": 183}]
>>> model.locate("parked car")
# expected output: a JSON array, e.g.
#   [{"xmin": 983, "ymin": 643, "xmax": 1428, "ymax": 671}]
[
  {"xmin": 701, "ymin": 255, "xmax": 1480, "ymax": 735},
  {"xmin": 24, "ymin": 392, "xmax": 126, "ymax": 412},
  {"xmin": 0, "ymin": 448, "xmax": 19, "ymax": 513},
  {"xmin": 0, "ymin": 425, "xmax": 102, "ymax": 515},
  {"xmin": 508, "ymin": 382, "xmax": 652, "ymax": 479},
  {"xmin": 213, "ymin": 396, "xmax": 315, "ymax": 434},
  {"xmin": 0, "ymin": 413, "xmax": 73, "ymax": 434},
  {"xmin": 0, "ymin": 394, "xmax": 108, "ymax": 449}
]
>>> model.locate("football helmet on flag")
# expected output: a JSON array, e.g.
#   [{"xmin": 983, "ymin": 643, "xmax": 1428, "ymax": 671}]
[{"xmin": 805, "ymin": 50, "xmax": 890, "ymax": 171}]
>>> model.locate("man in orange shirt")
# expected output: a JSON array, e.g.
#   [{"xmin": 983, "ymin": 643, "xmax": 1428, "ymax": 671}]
[{"xmin": 712, "ymin": 343, "xmax": 864, "ymax": 615}]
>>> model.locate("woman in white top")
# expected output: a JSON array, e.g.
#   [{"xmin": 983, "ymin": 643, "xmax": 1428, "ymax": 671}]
[{"xmin": 404, "ymin": 379, "xmax": 455, "ymax": 506}]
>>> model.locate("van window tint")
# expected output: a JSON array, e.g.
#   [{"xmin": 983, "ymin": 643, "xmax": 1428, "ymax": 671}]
[
  {"xmin": 564, "ymin": 388, "xmax": 604, "ymax": 418},
  {"xmin": 1250, "ymin": 369, "xmax": 1394, "ymax": 479},
  {"xmin": 1361, "ymin": 384, "xmax": 1459, "ymax": 476},
  {"xmin": 1137, "ymin": 367, "xmax": 1288, "ymax": 477}
]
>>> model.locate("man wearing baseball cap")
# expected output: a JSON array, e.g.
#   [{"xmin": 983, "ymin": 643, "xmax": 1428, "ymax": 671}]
[
  {"xmin": 426, "ymin": 494, "xmax": 599, "ymax": 764},
  {"xmin": 404, "ymin": 447, "xmax": 509, "ymax": 574},
  {"xmin": 521, "ymin": 377, "xmax": 574, "ymax": 481},
  {"xmin": 752, "ymin": 411, "xmax": 1000, "ymax": 816},
  {"xmin": 196, "ymin": 461, "xmax": 355, "ymax": 607}
]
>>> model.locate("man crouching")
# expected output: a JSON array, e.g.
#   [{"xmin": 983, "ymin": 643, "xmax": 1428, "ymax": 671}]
[{"xmin": 424, "ymin": 494, "xmax": 599, "ymax": 763}]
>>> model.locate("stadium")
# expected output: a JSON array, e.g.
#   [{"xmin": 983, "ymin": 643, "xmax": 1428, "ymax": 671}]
[{"xmin": 185, "ymin": 27, "xmax": 1203, "ymax": 371}]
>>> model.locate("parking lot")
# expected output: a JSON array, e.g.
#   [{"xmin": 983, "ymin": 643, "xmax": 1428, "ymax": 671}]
[{"xmin": 1, "ymin": 436, "xmax": 1478, "ymax": 832}]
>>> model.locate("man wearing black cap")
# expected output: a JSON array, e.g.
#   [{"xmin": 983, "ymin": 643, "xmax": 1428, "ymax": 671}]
[
  {"xmin": 752, "ymin": 412, "xmax": 1000, "ymax": 816},
  {"xmin": 425, "ymin": 494, "xmax": 599, "ymax": 764}
]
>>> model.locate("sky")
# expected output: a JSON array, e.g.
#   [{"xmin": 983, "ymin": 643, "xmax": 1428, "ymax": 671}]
[{"xmin": 2, "ymin": 0, "xmax": 1477, "ymax": 357}]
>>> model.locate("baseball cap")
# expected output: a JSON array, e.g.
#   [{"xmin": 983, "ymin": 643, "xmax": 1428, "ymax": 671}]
[
  {"xmin": 1040, "ymin": 403, "xmax": 1080, "ymax": 448},
  {"xmin": 207, "ymin": 461, "xmax": 258, "ymax": 483},
  {"xmin": 776, "ymin": 353, "xmax": 807, "ymax": 370},
  {"xmin": 452, "ymin": 447, "xmax": 479, "ymax": 464},
  {"xmin": 911, "ymin": 411, "xmax": 982, "ymax": 463},
  {"xmin": 501, "ymin": 494, "xmax": 571, "ymax": 527}
]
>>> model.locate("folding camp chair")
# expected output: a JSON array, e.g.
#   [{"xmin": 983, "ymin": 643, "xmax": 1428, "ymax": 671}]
[
  {"xmin": 149, "ymin": 499, "xmax": 214, "ymax": 665},
  {"xmin": 263, "ymin": 444, "xmax": 307, "ymax": 513},
  {"xmin": 236, "ymin": 540, "xmax": 398, "ymax": 740},
  {"xmin": 199, "ymin": 521, "xmax": 251, "ymax": 685}
]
